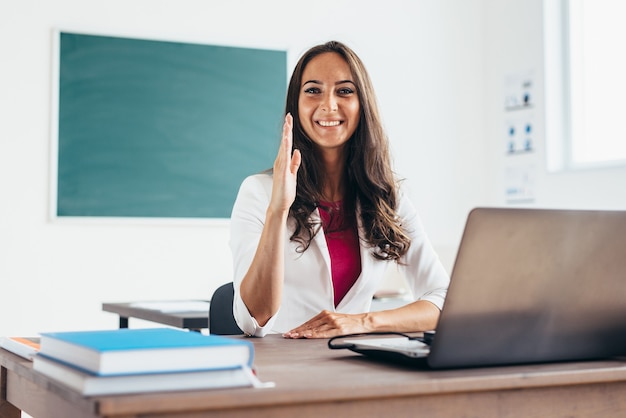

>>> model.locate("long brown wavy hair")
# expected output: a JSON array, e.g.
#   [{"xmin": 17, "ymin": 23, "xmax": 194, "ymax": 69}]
[{"xmin": 285, "ymin": 41, "xmax": 410, "ymax": 261}]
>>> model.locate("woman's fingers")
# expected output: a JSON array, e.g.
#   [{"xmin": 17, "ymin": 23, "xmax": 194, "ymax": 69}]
[
  {"xmin": 284, "ymin": 112, "xmax": 293, "ymax": 146},
  {"xmin": 270, "ymin": 113, "xmax": 299, "ymax": 214},
  {"xmin": 283, "ymin": 311, "xmax": 338, "ymax": 338},
  {"xmin": 290, "ymin": 148, "xmax": 301, "ymax": 175},
  {"xmin": 274, "ymin": 114, "xmax": 292, "ymax": 171}
]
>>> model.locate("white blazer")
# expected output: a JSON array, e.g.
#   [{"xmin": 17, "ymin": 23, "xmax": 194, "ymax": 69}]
[{"xmin": 229, "ymin": 173, "xmax": 449, "ymax": 336}]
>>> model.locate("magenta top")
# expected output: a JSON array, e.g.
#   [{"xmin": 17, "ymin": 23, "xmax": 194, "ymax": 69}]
[{"xmin": 318, "ymin": 201, "xmax": 362, "ymax": 307}]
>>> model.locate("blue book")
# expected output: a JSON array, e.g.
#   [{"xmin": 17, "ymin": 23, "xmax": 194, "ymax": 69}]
[{"xmin": 39, "ymin": 328, "xmax": 253, "ymax": 376}]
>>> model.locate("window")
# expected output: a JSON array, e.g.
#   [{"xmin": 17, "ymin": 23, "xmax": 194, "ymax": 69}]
[{"xmin": 544, "ymin": 0, "xmax": 626, "ymax": 171}]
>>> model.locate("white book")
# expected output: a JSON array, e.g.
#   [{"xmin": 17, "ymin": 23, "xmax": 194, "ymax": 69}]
[
  {"xmin": 33, "ymin": 354, "xmax": 266, "ymax": 396},
  {"xmin": 0, "ymin": 336, "xmax": 40, "ymax": 360}
]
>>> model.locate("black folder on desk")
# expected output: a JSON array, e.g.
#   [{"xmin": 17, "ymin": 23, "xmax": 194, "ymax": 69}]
[{"xmin": 331, "ymin": 208, "xmax": 626, "ymax": 369}]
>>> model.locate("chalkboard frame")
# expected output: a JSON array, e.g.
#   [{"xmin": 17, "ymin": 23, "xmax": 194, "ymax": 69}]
[{"xmin": 49, "ymin": 30, "xmax": 287, "ymax": 222}]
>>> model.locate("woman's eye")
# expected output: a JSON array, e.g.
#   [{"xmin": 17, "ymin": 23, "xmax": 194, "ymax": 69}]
[
  {"xmin": 304, "ymin": 87, "xmax": 321, "ymax": 94},
  {"xmin": 338, "ymin": 88, "xmax": 354, "ymax": 95}
]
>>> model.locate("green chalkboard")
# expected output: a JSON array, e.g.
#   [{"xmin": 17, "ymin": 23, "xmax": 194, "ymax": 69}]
[{"xmin": 56, "ymin": 32, "xmax": 286, "ymax": 218}]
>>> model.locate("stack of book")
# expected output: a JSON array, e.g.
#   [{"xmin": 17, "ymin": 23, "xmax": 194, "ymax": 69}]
[
  {"xmin": 0, "ymin": 336, "xmax": 40, "ymax": 360},
  {"xmin": 29, "ymin": 327, "xmax": 267, "ymax": 396}
]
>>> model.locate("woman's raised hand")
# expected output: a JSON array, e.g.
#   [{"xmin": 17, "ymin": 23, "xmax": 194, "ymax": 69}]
[{"xmin": 270, "ymin": 113, "xmax": 301, "ymax": 215}]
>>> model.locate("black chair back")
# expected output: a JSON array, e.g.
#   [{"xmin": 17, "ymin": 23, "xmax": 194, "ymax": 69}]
[{"xmin": 209, "ymin": 282, "xmax": 243, "ymax": 335}]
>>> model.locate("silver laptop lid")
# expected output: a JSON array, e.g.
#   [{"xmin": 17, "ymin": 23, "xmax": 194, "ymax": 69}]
[{"xmin": 427, "ymin": 207, "xmax": 626, "ymax": 369}]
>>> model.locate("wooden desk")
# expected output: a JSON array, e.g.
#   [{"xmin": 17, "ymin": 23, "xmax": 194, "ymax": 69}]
[
  {"xmin": 2, "ymin": 335, "xmax": 626, "ymax": 418},
  {"xmin": 102, "ymin": 301, "xmax": 210, "ymax": 331}
]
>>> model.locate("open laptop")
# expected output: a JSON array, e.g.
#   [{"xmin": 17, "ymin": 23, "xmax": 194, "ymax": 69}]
[{"xmin": 332, "ymin": 207, "xmax": 626, "ymax": 369}]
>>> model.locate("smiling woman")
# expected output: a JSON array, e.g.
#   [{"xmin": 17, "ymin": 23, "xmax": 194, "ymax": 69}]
[
  {"xmin": 298, "ymin": 52, "xmax": 361, "ymax": 154},
  {"xmin": 229, "ymin": 41, "xmax": 449, "ymax": 339}
]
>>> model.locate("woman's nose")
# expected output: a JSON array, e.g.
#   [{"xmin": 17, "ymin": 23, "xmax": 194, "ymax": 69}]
[{"xmin": 320, "ymin": 93, "xmax": 337, "ymax": 112}]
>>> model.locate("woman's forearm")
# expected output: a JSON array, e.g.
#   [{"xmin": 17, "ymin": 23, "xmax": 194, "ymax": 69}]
[
  {"xmin": 369, "ymin": 300, "xmax": 441, "ymax": 333},
  {"xmin": 284, "ymin": 300, "xmax": 441, "ymax": 339},
  {"xmin": 239, "ymin": 206, "xmax": 289, "ymax": 326}
]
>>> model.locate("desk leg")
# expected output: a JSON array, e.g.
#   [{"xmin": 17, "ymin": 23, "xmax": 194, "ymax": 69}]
[
  {"xmin": 0, "ymin": 367, "xmax": 20, "ymax": 418},
  {"xmin": 0, "ymin": 400, "xmax": 19, "ymax": 418},
  {"xmin": 119, "ymin": 316, "xmax": 129, "ymax": 328}
]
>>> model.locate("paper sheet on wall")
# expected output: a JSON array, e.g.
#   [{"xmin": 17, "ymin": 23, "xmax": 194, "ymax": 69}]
[{"xmin": 505, "ymin": 165, "xmax": 535, "ymax": 203}]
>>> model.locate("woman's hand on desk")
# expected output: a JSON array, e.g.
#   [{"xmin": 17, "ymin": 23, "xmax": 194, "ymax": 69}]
[
  {"xmin": 282, "ymin": 301, "xmax": 440, "ymax": 339},
  {"xmin": 283, "ymin": 310, "xmax": 374, "ymax": 339}
]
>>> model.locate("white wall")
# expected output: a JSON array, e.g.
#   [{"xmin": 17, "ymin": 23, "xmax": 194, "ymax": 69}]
[
  {"xmin": 483, "ymin": 0, "xmax": 626, "ymax": 210},
  {"xmin": 0, "ymin": 0, "xmax": 487, "ymax": 336}
]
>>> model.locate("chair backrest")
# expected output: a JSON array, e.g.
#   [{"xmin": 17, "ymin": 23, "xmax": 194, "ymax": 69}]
[{"xmin": 209, "ymin": 282, "xmax": 243, "ymax": 335}]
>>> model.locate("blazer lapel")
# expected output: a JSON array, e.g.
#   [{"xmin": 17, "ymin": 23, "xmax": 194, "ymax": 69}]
[{"xmin": 310, "ymin": 207, "xmax": 333, "ymax": 279}]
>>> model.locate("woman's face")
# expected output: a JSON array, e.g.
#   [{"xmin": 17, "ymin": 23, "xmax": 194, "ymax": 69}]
[{"xmin": 298, "ymin": 52, "xmax": 360, "ymax": 151}]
